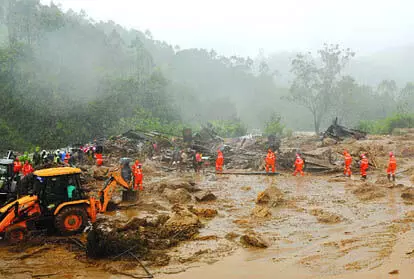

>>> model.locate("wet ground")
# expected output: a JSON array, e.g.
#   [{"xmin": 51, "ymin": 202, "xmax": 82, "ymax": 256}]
[{"xmin": 1, "ymin": 169, "xmax": 414, "ymax": 279}]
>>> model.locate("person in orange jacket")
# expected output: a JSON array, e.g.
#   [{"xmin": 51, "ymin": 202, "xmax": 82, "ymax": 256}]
[
  {"xmin": 387, "ymin": 152, "xmax": 397, "ymax": 182},
  {"xmin": 216, "ymin": 149, "xmax": 224, "ymax": 173},
  {"xmin": 293, "ymin": 154, "xmax": 304, "ymax": 176},
  {"xmin": 265, "ymin": 149, "xmax": 276, "ymax": 173},
  {"xmin": 13, "ymin": 158, "xmax": 22, "ymax": 175},
  {"xmin": 132, "ymin": 160, "xmax": 143, "ymax": 191},
  {"xmin": 359, "ymin": 154, "xmax": 369, "ymax": 180},
  {"xmin": 22, "ymin": 160, "xmax": 34, "ymax": 176},
  {"xmin": 343, "ymin": 150, "xmax": 352, "ymax": 177},
  {"xmin": 96, "ymin": 153, "xmax": 103, "ymax": 166}
]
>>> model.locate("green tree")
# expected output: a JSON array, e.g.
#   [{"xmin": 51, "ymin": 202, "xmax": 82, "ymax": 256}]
[{"xmin": 289, "ymin": 44, "xmax": 355, "ymax": 133}]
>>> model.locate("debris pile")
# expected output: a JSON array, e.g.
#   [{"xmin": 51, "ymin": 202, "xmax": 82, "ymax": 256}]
[
  {"xmin": 323, "ymin": 118, "xmax": 367, "ymax": 141},
  {"xmin": 86, "ymin": 204, "xmax": 201, "ymax": 259}
]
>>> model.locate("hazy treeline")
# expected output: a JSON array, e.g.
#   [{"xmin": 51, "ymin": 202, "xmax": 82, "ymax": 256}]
[{"xmin": 0, "ymin": 0, "xmax": 413, "ymax": 151}]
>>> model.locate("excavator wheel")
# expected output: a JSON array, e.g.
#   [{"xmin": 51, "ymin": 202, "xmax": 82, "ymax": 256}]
[
  {"xmin": 55, "ymin": 207, "xmax": 88, "ymax": 236},
  {"xmin": 5, "ymin": 227, "xmax": 28, "ymax": 244}
]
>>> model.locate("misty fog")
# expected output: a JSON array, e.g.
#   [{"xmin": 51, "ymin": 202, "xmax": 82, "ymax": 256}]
[{"xmin": 1, "ymin": 0, "xmax": 414, "ymax": 151}]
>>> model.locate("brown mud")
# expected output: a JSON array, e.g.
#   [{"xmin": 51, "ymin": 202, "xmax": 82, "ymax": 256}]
[{"xmin": 2, "ymin": 135, "xmax": 414, "ymax": 278}]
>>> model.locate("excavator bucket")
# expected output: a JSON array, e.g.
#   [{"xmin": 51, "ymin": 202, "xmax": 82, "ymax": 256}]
[{"xmin": 122, "ymin": 189, "xmax": 138, "ymax": 202}]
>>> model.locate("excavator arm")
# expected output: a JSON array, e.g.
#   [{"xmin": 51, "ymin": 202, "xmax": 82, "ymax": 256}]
[
  {"xmin": 97, "ymin": 171, "xmax": 132, "ymax": 213},
  {"xmin": 0, "ymin": 196, "xmax": 41, "ymax": 234}
]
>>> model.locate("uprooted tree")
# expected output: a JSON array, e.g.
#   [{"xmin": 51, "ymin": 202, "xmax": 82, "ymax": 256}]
[{"xmin": 288, "ymin": 44, "xmax": 355, "ymax": 134}]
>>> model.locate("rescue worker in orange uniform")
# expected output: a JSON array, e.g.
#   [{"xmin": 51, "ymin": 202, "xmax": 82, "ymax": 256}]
[
  {"xmin": 359, "ymin": 154, "xmax": 369, "ymax": 180},
  {"xmin": 22, "ymin": 160, "xmax": 34, "ymax": 176},
  {"xmin": 13, "ymin": 158, "xmax": 22, "ymax": 175},
  {"xmin": 343, "ymin": 150, "xmax": 352, "ymax": 177},
  {"xmin": 96, "ymin": 153, "xmax": 103, "ymax": 166},
  {"xmin": 293, "ymin": 154, "xmax": 304, "ymax": 176},
  {"xmin": 132, "ymin": 160, "xmax": 143, "ymax": 191},
  {"xmin": 265, "ymin": 149, "xmax": 276, "ymax": 173},
  {"xmin": 387, "ymin": 152, "xmax": 397, "ymax": 182},
  {"xmin": 216, "ymin": 149, "xmax": 224, "ymax": 173}
]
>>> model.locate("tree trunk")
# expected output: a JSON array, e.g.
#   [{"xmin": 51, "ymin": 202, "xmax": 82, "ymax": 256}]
[{"xmin": 313, "ymin": 113, "xmax": 320, "ymax": 134}]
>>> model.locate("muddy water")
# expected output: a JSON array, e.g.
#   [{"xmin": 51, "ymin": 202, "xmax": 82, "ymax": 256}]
[{"xmin": 1, "ymin": 173, "xmax": 414, "ymax": 278}]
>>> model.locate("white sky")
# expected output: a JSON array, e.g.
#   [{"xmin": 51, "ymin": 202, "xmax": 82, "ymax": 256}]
[{"xmin": 40, "ymin": 0, "xmax": 414, "ymax": 57}]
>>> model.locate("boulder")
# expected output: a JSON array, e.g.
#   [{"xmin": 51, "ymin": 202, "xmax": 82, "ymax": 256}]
[
  {"xmin": 189, "ymin": 206, "xmax": 218, "ymax": 218},
  {"xmin": 240, "ymin": 231, "xmax": 269, "ymax": 248},
  {"xmin": 256, "ymin": 186, "xmax": 284, "ymax": 207},
  {"xmin": 195, "ymin": 190, "xmax": 217, "ymax": 202},
  {"xmin": 156, "ymin": 177, "xmax": 198, "ymax": 193},
  {"xmin": 163, "ymin": 188, "xmax": 191, "ymax": 204},
  {"xmin": 165, "ymin": 204, "xmax": 201, "ymax": 229}
]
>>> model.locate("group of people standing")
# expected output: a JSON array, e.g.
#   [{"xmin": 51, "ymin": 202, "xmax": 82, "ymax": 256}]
[
  {"xmin": 343, "ymin": 150, "xmax": 397, "ymax": 181},
  {"xmin": 214, "ymin": 147, "xmax": 397, "ymax": 181},
  {"xmin": 215, "ymin": 148, "xmax": 305, "ymax": 176}
]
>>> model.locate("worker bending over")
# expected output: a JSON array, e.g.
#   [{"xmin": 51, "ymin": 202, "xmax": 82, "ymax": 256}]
[
  {"xmin": 343, "ymin": 150, "xmax": 352, "ymax": 177},
  {"xmin": 387, "ymin": 152, "xmax": 397, "ymax": 182},
  {"xmin": 293, "ymin": 154, "xmax": 304, "ymax": 176},
  {"xmin": 359, "ymin": 154, "xmax": 369, "ymax": 180},
  {"xmin": 132, "ymin": 160, "xmax": 143, "ymax": 191},
  {"xmin": 216, "ymin": 149, "xmax": 224, "ymax": 173},
  {"xmin": 265, "ymin": 149, "xmax": 276, "ymax": 173}
]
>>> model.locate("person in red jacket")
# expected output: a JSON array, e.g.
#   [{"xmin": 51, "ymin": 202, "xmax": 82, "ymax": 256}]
[
  {"xmin": 343, "ymin": 150, "xmax": 353, "ymax": 177},
  {"xmin": 132, "ymin": 160, "xmax": 143, "ymax": 191},
  {"xmin": 64, "ymin": 152, "xmax": 70, "ymax": 164},
  {"xmin": 293, "ymin": 154, "xmax": 304, "ymax": 176},
  {"xmin": 22, "ymin": 160, "xmax": 34, "ymax": 176},
  {"xmin": 265, "ymin": 149, "xmax": 276, "ymax": 173},
  {"xmin": 359, "ymin": 154, "xmax": 369, "ymax": 180},
  {"xmin": 216, "ymin": 149, "xmax": 224, "ymax": 173},
  {"xmin": 387, "ymin": 152, "xmax": 397, "ymax": 181},
  {"xmin": 13, "ymin": 158, "xmax": 22, "ymax": 175}
]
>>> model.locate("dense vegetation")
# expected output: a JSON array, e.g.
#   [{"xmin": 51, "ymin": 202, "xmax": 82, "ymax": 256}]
[{"xmin": 0, "ymin": 0, "xmax": 414, "ymax": 151}]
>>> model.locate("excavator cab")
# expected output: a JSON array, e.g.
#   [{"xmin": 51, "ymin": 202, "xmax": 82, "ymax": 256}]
[
  {"xmin": 0, "ymin": 159, "xmax": 17, "ymax": 206},
  {"xmin": 0, "ymin": 167, "xmax": 98, "ymax": 244}
]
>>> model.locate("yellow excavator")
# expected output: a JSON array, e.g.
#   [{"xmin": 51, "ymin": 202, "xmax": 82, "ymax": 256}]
[{"xmin": 0, "ymin": 159, "xmax": 137, "ymax": 243}]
